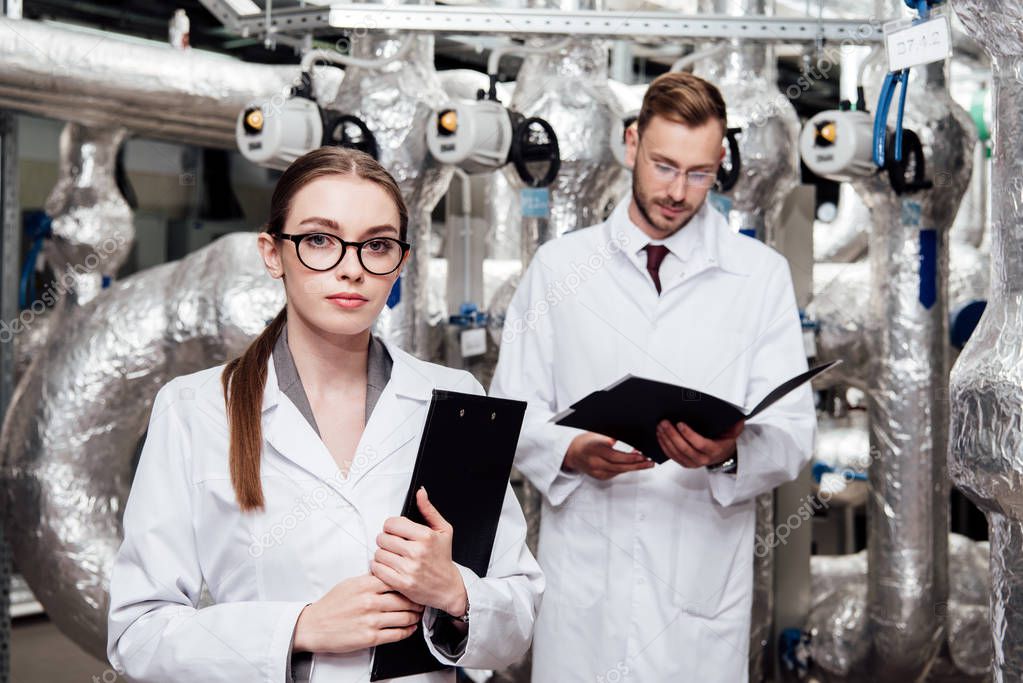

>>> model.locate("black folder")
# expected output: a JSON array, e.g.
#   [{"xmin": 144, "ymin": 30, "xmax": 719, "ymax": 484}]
[
  {"xmin": 370, "ymin": 389, "xmax": 527, "ymax": 681},
  {"xmin": 552, "ymin": 360, "xmax": 840, "ymax": 464}
]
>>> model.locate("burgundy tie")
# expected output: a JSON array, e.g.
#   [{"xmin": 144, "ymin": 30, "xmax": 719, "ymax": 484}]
[{"xmin": 645, "ymin": 244, "xmax": 671, "ymax": 294}]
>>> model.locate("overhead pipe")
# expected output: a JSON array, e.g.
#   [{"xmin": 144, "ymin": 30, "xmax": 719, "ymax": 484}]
[{"xmin": 0, "ymin": 17, "xmax": 341, "ymax": 149}]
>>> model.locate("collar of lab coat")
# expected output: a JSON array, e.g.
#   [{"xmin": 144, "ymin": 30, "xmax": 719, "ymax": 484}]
[
  {"xmin": 606, "ymin": 193, "xmax": 751, "ymax": 277},
  {"xmin": 259, "ymin": 335, "xmax": 434, "ymax": 492},
  {"xmin": 260, "ymin": 335, "xmax": 433, "ymax": 415}
]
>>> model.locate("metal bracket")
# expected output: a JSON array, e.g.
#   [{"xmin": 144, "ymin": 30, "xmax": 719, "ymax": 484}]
[{"xmin": 200, "ymin": 0, "xmax": 883, "ymax": 43}]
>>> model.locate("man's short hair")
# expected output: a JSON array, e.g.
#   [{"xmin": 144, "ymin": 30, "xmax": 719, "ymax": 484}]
[{"xmin": 637, "ymin": 72, "xmax": 728, "ymax": 135}]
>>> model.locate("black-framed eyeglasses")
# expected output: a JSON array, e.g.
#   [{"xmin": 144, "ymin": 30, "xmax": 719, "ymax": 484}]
[{"xmin": 274, "ymin": 232, "xmax": 411, "ymax": 275}]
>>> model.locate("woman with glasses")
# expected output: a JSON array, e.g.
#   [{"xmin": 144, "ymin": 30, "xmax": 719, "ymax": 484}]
[{"xmin": 107, "ymin": 147, "xmax": 543, "ymax": 683}]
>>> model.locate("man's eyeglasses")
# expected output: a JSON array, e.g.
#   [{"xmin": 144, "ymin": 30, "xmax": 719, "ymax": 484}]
[
  {"xmin": 274, "ymin": 233, "xmax": 411, "ymax": 275},
  {"xmin": 639, "ymin": 142, "xmax": 717, "ymax": 189}
]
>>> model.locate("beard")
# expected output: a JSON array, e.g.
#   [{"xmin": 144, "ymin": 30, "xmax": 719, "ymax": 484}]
[{"xmin": 631, "ymin": 172, "xmax": 701, "ymax": 236}]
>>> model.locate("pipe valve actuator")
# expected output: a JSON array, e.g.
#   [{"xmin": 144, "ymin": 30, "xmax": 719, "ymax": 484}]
[
  {"xmin": 801, "ymin": 107, "xmax": 932, "ymax": 195},
  {"xmin": 800, "ymin": 109, "xmax": 876, "ymax": 182},
  {"xmin": 427, "ymin": 94, "xmax": 561, "ymax": 187},
  {"xmin": 236, "ymin": 75, "xmax": 379, "ymax": 170}
]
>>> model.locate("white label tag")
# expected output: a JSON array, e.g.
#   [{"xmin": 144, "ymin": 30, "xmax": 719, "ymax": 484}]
[
  {"xmin": 803, "ymin": 329, "xmax": 818, "ymax": 359},
  {"xmin": 884, "ymin": 14, "xmax": 951, "ymax": 72},
  {"xmin": 460, "ymin": 327, "xmax": 487, "ymax": 358}
]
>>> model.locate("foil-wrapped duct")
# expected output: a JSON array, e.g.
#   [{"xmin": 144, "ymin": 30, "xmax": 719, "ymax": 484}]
[
  {"xmin": 694, "ymin": 0, "xmax": 800, "ymax": 245},
  {"xmin": 815, "ymin": 184, "xmax": 871, "ymax": 263},
  {"xmin": 328, "ymin": 15, "xmax": 452, "ymax": 359},
  {"xmin": 42, "ymin": 124, "xmax": 134, "ymax": 306},
  {"xmin": 948, "ymin": 2, "xmax": 1023, "ymax": 680},
  {"xmin": 808, "ymin": 535, "xmax": 991, "ymax": 683},
  {"xmin": 811, "ymin": 239, "xmax": 989, "ymax": 390},
  {"xmin": 0, "ymin": 17, "xmax": 341, "ymax": 149},
  {"xmin": 508, "ymin": 37, "xmax": 624, "ymax": 261},
  {"xmin": 808, "ymin": 7, "xmax": 977, "ymax": 675},
  {"xmin": 0, "ymin": 233, "xmax": 284, "ymax": 658}
]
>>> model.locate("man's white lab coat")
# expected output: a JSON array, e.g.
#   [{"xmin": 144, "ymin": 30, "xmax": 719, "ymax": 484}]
[{"xmin": 491, "ymin": 196, "xmax": 815, "ymax": 683}]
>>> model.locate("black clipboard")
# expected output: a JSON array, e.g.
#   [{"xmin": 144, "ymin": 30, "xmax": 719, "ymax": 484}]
[
  {"xmin": 369, "ymin": 389, "xmax": 527, "ymax": 681},
  {"xmin": 552, "ymin": 360, "xmax": 840, "ymax": 464}
]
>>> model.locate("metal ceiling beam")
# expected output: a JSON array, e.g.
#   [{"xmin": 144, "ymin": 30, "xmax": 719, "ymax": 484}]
[{"xmin": 199, "ymin": 0, "xmax": 883, "ymax": 43}]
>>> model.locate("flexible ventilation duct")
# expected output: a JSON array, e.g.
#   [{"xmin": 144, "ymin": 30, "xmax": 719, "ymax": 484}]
[
  {"xmin": 43, "ymin": 123, "xmax": 134, "ymax": 306},
  {"xmin": 0, "ymin": 234, "xmax": 283, "ymax": 658},
  {"xmin": 948, "ymin": 1, "xmax": 1023, "ymax": 680}
]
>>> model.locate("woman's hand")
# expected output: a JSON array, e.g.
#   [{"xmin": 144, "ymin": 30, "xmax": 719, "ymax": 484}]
[
  {"xmin": 372, "ymin": 487, "xmax": 469, "ymax": 618},
  {"xmin": 291, "ymin": 574, "xmax": 423, "ymax": 654}
]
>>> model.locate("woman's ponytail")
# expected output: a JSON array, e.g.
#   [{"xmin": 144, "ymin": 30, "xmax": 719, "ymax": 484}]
[{"xmin": 221, "ymin": 308, "xmax": 287, "ymax": 511}]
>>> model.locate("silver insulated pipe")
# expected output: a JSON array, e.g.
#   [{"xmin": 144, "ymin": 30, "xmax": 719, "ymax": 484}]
[
  {"xmin": 815, "ymin": 184, "xmax": 871, "ymax": 263},
  {"xmin": 327, "ymin": 13, "xmax": 452, "ymax": 359},
  {"xmin": 694, "ymin": 0, "xmax": 800, "ymax": 245},
  {"xmin": 948, "ymin": 1, "xmax": 1023, "ymax": 680},
  {"xmin": 508, "ymin": 10, "xmax": 624, "ymax": 260},
  {"xmin": 0, "ymin": 234, "xmax": 284, "ymax": 658},
  {"xmin": 859, "ymin": 52, "xmax": 973, "ymax": 683},
  {"xmin": 809, "ymin": 0, "xmax": 976, "ymax": 676},
  {"xmin": 43, "ymin": 123, "xmax": 134, "ymax": 306},
  {"xmin": 0, "ymin": 17, "xmax": 341, "ymax": 149}
]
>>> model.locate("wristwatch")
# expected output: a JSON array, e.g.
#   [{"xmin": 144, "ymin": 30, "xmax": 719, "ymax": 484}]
[
  {"xmin": 707, "ymin": 455, "xmax": 738, "ymax": 474},
  {"xmin": 452, "ymin": 599, "xmax": 469, "ymax": 623}
]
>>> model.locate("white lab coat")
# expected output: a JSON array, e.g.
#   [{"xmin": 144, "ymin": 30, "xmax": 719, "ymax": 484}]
[
  {"xmin": 491, "ymin": 196, "xmax": 816, "ymax": 683},
  {"xmin": 108, "ymin": 338, "xmax": 544, "ymax": 683}
]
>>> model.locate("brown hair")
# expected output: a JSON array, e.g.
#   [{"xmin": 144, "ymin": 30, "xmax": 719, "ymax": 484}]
[
  {"xmin": 636, "ymin": 71, "xmax": 728, "ymax": 135},
  {"xmin": 222, "ymin": 147, "xmax": 409, "ymax": 511}
]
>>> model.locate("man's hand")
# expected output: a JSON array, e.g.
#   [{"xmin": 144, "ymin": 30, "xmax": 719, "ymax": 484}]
[
  {"xmin": 372, "ymin": 487, "xmax": 469, "ymax": 618},
  {"xmin": 657, "ymin": 420, "xmax": 744, "ymax": 469},
  {"xmin": 563, "ymin": 432, "xmax": 655, "ymax": 481}
]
